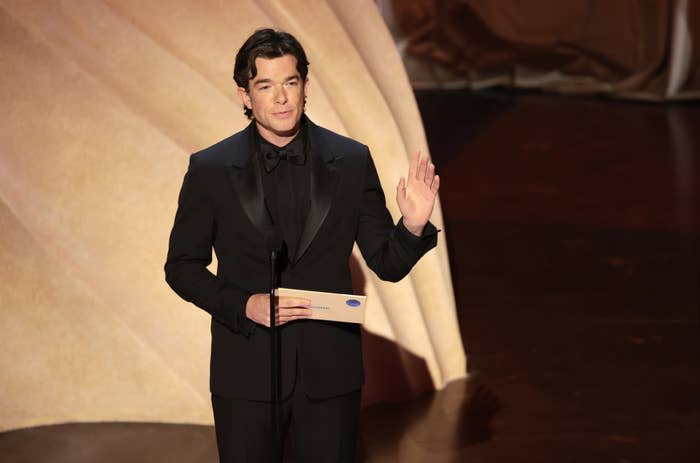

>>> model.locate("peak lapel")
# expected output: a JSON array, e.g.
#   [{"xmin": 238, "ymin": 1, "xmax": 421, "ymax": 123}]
[
  {"xmin": 292, "ymin": 122, "xmax": 340, "ymax": 264},
  {"xmin": 227, "ymin": 125, "xmax": 272, "ymax": 234}
]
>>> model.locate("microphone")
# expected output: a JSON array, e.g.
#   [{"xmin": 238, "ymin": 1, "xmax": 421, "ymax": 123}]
[{"xmin": 264, "ymin": 227, "xmax": 284, "ymax": 258}]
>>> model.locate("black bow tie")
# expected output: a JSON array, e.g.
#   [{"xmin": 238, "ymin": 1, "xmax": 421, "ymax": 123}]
[{"xmin": 261, "ymin": 138, "xmax": 306, "ymax": 173}]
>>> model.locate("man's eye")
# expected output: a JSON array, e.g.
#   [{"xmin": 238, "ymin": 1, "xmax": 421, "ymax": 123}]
[
  {"xmin": 287, "ymin": 81, "xmax": 298, "ymax": 86},
  {"xmin": 259, "ymin": 85, "xmax": 271, "ymax": 90}
]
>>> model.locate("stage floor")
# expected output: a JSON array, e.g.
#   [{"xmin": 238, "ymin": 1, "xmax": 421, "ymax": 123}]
[{"xmin": 2, "ymin": 90, "xmax": 698, "ymax": 462}]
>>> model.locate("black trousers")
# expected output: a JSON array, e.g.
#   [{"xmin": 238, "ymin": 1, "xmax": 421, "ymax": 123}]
[{"xmin": 211, "ymin": 385, "xmax": 361, "ymax": 462}]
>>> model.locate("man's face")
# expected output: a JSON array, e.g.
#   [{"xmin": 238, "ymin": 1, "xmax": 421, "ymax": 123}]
[{"xmin": 238, "ymin": 55, "xmax": 308, "ymax": 146}]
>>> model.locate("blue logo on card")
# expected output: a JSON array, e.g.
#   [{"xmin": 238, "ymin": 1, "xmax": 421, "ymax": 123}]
[{"xmin": 345, "ymin": 299, "xmax": 361, "ymax": 308}]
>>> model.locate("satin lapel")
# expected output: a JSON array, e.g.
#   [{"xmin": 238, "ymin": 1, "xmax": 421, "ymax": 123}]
[
  {"xmin": 292, "ymin": 124, "xmax": 340, "ymax": 264},
  {"xmin": 227, "ymin": 163, "xmax": 272, "ymax": 233},
  {"xmin": 226, "ymin": 125, "xmax": 272, "ymax": 234}
]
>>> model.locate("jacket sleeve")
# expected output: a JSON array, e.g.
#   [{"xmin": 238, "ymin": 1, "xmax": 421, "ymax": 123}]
[
  {"xmin": 355, "ymin": 151, "xmax": 438, "ymax": 282},
  {"xmin": 164, "ymin": 159, "xmax": 255, "ymax": 335}
]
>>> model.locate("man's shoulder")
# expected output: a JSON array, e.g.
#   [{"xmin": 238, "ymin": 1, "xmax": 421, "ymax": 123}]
[
  {"xmin": 190, "ymin": 126, "xmax": 250, "ymax": 168},
  {"xmin": 187, "ymin": 118, "xmax": 370, "ymax": 167},
  {"xmin": 310, "ymin": 122, "xmax": 368, "ymax": 160}
]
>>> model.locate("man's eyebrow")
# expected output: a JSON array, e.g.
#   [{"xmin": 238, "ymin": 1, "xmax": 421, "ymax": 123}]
[{"xmin": 252, "ymin": 75, "xmax": 300, "ymax": 86}]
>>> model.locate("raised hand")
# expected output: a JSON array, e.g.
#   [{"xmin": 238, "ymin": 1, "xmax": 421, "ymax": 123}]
[{"xmin": 396, "ymin": 151, "xmax": 440, "ymax": 236}]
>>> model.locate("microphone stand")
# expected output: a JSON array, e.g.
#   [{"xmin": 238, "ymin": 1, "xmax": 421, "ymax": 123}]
[{"xmin": 269, "ymin": 247, "xmax": 281, "ymax": 461}]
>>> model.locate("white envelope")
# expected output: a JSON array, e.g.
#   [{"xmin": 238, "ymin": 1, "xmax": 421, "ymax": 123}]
[{"xmin": 276, "ymin": 287, "xmax": 367, "ymax": 324}]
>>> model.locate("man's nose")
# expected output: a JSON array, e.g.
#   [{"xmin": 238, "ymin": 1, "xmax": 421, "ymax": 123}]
[{"xmin": 274, "ymin": 86, "xmax": 288, "ymax": 104}]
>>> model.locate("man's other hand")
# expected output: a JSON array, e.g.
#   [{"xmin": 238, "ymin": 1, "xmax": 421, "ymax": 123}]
[
  {"xmin": 245, "ymin": 294, "xmax": 312, "ymax": 326},
  {"xmin": 397, "ymin": 151, "xmax": 440, "ymax": 236}
]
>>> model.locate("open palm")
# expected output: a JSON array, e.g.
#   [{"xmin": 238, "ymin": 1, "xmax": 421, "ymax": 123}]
[{"xmin": 396, "ymin": 151, "xmax": 440, "ymax": 236}]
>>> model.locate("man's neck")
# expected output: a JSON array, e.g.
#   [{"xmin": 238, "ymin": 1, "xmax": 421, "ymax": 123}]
[{"xmin": 256, "ymin": 122, "xmax": 300, "ymax": 148}]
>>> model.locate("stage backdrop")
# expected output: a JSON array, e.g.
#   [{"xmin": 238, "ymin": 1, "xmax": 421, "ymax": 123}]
[{"xmin": 0, "ymin": 0, "xmax": 464, "ymax": 431}]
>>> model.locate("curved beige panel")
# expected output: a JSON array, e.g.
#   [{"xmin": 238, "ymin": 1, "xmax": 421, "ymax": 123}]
[
  {"xmin": 0, "ymin": 0, "xmax": 464, "ymax": 431},
  {"xmin": 327, "ymin": 0, "xmax": 463, "ymax": 385}
]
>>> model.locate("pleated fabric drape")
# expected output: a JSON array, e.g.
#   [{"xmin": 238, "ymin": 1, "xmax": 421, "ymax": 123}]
[{"xmin": 390, "ymin": 0, "xmax": 700, "ymax": 100}]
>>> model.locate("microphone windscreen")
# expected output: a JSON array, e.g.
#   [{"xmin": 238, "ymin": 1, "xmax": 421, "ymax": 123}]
[{"xmin": 264, "ymin": 227, "xmax": 284, "ymax": 254}]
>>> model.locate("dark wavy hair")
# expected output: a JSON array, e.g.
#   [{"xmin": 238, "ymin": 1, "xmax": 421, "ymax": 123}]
[{"xmin": 233, "ymin": 28, "xmax": 310, "ymax": 119}]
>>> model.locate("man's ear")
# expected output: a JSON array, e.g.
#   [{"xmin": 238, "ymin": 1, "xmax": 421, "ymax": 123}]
[{"xmin": 237, "ymin": 87, "xmax": 252, "ymax": 109}]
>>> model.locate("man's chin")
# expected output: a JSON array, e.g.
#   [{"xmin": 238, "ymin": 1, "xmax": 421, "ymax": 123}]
[{"xmin": 255, "ymin": 120, "xmax": 301, "ymax": 145}]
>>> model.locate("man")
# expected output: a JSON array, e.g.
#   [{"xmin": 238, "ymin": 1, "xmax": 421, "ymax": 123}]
[{"xmin": 165, "ymin": 28, "xmax": 440, "ymax": 462}]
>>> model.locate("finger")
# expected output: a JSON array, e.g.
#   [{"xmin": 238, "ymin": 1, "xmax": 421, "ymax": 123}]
[
  {"xmin": 278, "ymin": 314, "xmax": 304, "ymax": 323},
  {"xmin": 279, "ymin": 307, "xmax": 312, "ymax": 317},
  {"xmin": 274, "ymin": 312, "xmax": 285, "ymax": 325},
  {"xmin": 278, "ymin": 297, "xmax": 311, "ymax": 308},
  {"xmin": 397, "ymin": 177, "xmax": 406, "ymax": 200},
  {"xmin": 431, "ymin": 174, "xmax": 440, "ymax": 193},
  {"xmin": 417, "ymin": 153, "xmax": 428, "ymax": 181},
  {"xmin": 426, "ymin": 162, "xmax": 435, "ymax": 184},
  {"xmin": 408, "ymin": 150, "xmax": 419, "ymax": 181},
  {"xmin": 277, "ymin": 313, "xmax": 309, "ymax": 325}
]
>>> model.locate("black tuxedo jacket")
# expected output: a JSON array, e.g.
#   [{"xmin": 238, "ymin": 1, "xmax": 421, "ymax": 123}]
[{"xmin": 165, "ymin": 117, "xmax": 437, "ymax": 400}]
